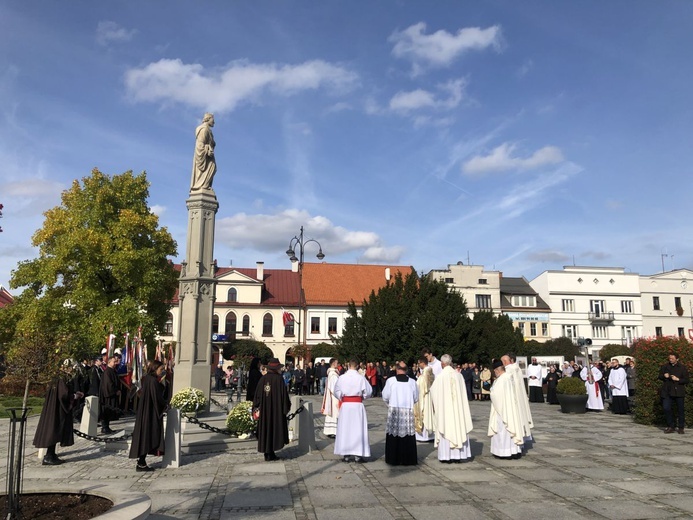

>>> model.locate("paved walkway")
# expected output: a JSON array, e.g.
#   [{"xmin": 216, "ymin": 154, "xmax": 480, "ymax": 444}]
[{"xmin": 2, "ymin": 393, "xmax": 693, "ymax": 520}]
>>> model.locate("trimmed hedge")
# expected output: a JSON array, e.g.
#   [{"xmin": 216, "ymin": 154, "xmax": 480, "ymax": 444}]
[
  {"xmin": 556, "ymin": 376, "xmax": 586, "ymax": 395},
  {"xmin": 633, "ymin": 336, "xmax": 693, "ymax": 427}
]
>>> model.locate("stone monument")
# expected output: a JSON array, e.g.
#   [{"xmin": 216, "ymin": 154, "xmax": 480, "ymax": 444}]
[{"xmin": 172, "ymin": 113, "xmax": 219, "ymax": 406}]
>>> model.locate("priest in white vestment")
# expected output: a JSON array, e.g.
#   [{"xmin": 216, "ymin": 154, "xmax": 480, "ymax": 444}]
[
  {"xmin": 414, "ymin": 357, "xmax": 435, "ymax": 442},
  {"xmin": 382, "ymin": 362, "xmax": 419, "ymax": 465},
  {"xmin": 430, "ymin": 354, "xmax": 473, "ymax": 463},
  {"xmin": 526, "ymin": 358, "xmax": 544, "ymax": 403},
  {"xmin": 488, "ymin": 361, "xmax": 524, "ymax": 458},
  {"xmin": 581, "ymin": 364, "xmax": 604, "ymax": 411},
  {"xmin": 607, "ymin": 359, "xmax": 629, "ymax": 414},
  {"xmin": 321, "ymin": 358, "xmax": 340, "ymax": 437},
  {"xmin": 333, "ymin": 360, "xmax": 373, "ymax": 462},
  {"xmin": 501, "ymin": 354, "xmax": 533, "ymax": 447}
]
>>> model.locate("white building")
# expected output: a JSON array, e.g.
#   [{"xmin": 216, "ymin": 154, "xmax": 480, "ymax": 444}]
[
  {"xmin": 500, "ymin": 277, "xmax": 552, "ymax": 342},
  {"xmin": 639, "ymin": 269, "xmax": 693, "ymax": 339},
  {"xmin": 530, "ymin": 266, "xmax": 642, "ymax": 356},
  {"xmin": 428, "ymin": 262, "xmax": 502, "ymax": 316}
]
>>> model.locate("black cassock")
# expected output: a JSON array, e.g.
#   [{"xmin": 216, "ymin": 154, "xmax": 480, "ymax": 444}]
[
  {"xmin": 33, "ymin": 378, "xmax": 75, "ymax": 449},
  {"xmin": 545, "ymin": 372, "xmax": 560, "ymax": 404},
  {"xmin": 253, "ymin": 371, "xmax": 290, "ymax": 454},
  {"xmin": 99, "ymin": 366, "xmax": 120, "ymax": 421},
  {"xmin": 129, "ymin": 374, "xmax": 167, "ymax": 459}
]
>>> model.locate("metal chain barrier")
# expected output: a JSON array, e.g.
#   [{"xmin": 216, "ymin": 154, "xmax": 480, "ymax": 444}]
[
  {"xmin": 286, "ymin": 403, "xmax": 305, "ymax": 422},
  {"xmin": 181, "ymin": 413, "xmax": 234, "ymax": 436},
  {"xmin": 73, "ymin": 429, "xmax": 133, "ymax": 443},
  {"xmin": 209, "ymin": 397, "xmax": 228, "ymax": 410}
]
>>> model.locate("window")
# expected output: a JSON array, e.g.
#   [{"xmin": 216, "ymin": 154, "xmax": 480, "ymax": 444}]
[
  {"xmin": 621, "ymin": 300, "xmax": 633, "ymax": 313},
  {"xmin": 284, "ymin": 314, "xmax": 295, "ymax": 337},
  {"xmin": 328, "ymin": 317, "xmax": 338, "ymax": 334},
  {"xmin": 444, "ymin": 277, "xmax": 454, "ymax": 284},
  {"xmin": 475, "ymin": 294, "xmax": 492, "ymax": 309},
  {"xmin": 592, "ymin": 326, "xmax": 608, "ymax": 339},
  {"xmin": 562, "ymin": 299, "xmax": 575, "ymax": 312},
  {"xmin": 225, "ymin": 312, "xmax": 237, "ymax": 337},
  {"xmin": 242, "ymin": 315, "xmax": 250, "ymax": 336},
  {"xmin": 163, "ymin": 313, "xmax": 173, "ymax": 335},
  {"xmin": 655, "ymin": 326, "xmax": 663, "ymax": 337},
  {"xmin": 622, "ymin": 326, "xmax": 636, "ymax": 343},
  {"xmin": 517, "ymin": 322, "xmax": 525, "ymax": 335},
  {"xmin": 530, "ymin": 323, "xmax": 537, "ymax": 336},
  {"xmin": 227, "ymin": 288, "xmax": 237, "ymax": 302},
  {"xmin": 478, "ymin": 278, "xmax": 488, "ymax": 285},
  {"xmin": 262, "ymin": 313, "xmax": 273, "ymax": 336},
  {"xmin": 311, "ymin": 317, "xmax": 320, "ymax": 334},
  {"xmin": 541, "ymin": 323, "xmax": 548, "ymax": 336},
  {"xmin": 562, "ymin": 325, "xmax": 577, "ymax": 339},
  {"xmin": 675, "ymin": 296, "xmax": 682, "ymax": 309},
  {"xmin": 590, "ymin": 300, "xmax": 606, "ymax": 317},
  {"xmin": 653, "ymin": 296, "xmax": 660, "ymax": 310},
  {"xmin": 511, "ymin": 295, "xmax": 537, "ymax": 307},
  {"xmin": 212, "ymin": 314, "xmax": 219, "ymax": 334},
  {"xmin": 679, "ymin": 327, "xmax": 685, "ymax": 338}
]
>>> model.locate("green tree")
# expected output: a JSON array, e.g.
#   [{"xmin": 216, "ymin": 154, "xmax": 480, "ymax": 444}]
[
  {"xmin": 339, "ymin": 271, "xmax": 469, "ymax": 364},
  {"xmin": 462, "ymin": 311, "xmax": 524, "ymax": 365},
  {"xmin": 598, "ymin": 343, "xmax": 632, "ymax": 362},
  {"xmin": 1, "ymin": 169, "xmax": 178, "ymax": 381},
  {"xmin": 311, "ymin": 342, "xmax": 338, "ymax": 360},
  {"xmin": 223, "ymin": 338, "xmax": 274, "ymax": 368}
]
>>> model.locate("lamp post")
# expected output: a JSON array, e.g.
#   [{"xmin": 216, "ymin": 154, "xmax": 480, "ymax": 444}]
[{"xmin": 286, "ymin": 226, "xmax": 325, "ymax": 363}]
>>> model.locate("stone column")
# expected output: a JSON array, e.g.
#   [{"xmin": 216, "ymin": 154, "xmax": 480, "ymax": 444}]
[{"xmin": 172, "ymin": 189, "xmax": 219, "ymax": 407}]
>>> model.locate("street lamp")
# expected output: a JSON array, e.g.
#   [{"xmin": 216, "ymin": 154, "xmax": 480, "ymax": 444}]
[{"xmin": 286, "ymin": 226, "xmax": 325, "ymax": 364}]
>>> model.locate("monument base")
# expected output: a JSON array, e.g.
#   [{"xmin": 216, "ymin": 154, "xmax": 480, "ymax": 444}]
[{"xmin": 172, "ymin": 362, "xmax": 212, "ymax": 411}]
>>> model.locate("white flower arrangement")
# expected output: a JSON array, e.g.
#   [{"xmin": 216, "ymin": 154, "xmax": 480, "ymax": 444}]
[
  {"xmin": 226, "ymin": 401, "xmax": 256, "ymax": 436},
  {"xmin": 170, "ymin": 387, "xmax": 207, "ymax": 414}
]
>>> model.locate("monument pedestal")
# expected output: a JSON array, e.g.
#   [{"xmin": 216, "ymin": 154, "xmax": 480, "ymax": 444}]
[{"xmin": 172, "ymin": 189, "xmax": 219, "ymax": 406}]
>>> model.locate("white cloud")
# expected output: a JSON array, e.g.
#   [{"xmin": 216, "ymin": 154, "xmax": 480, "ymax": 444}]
[
  {"xmin": 96, "ymin": 21, "xmax": 137, "ymax": 46},
  {"xmin": 527, "ymin": 250, "xmax": 571, "ymax": 263},
  {"xmin": 390, "ymin": 22, "xmax": 502, "ymax": 74},
  {"xmin": 388, "ymin": 78, "xmax": 466, "ymax": 112},
  {"xmin": 124, "ymin": 59, "xmax": 359, "ymax": 114},
  {"xmin": 150, "ymin": 204, "xmax": 166, "ymax": 216},
  {"xmin": 462, "ymin": 143, "xmax": 564, "ymax": 176},
  {"xmin": 216, "ymin": 209, "xmax": 403, "ymax": 262}
]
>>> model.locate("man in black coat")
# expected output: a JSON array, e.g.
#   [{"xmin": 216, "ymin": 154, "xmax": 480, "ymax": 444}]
[
  {"xmin": 305, "ymin": 362, "xmax": 315, "ymax": 395},
  {"xmin": 129, "ymin": 360, "xmax": 167, "ymax": 471},
  {"xmin": 33, "ymin": 366, "xmax": 83, "ymax": 465},
  {"xmin": 253, "ymin": 358, "xmax": 291, "ymax": 461},
  {"xmin": 99, "ymin": 356, "xmax": 121, "ymax": 434},
  {"xmin": 660, "ymin": 353, "xmax": 690, "ymax": 434}
]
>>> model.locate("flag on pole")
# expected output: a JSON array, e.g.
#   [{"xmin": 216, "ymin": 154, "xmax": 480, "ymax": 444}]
[
  {"xmin": 282, "ymin": 308, "xmax": 294, "ymax": 327},
  {"xmin": 106, "ymin": 327, "xmax": 116, "ymax": 358}
]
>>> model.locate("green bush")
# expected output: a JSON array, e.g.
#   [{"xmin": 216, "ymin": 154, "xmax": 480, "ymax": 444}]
[
  {"xmin": 556, "ymin": 376, "xmax": 586, "ymax": 395},
  {"xmin": 598, "ymin": 343, "xmax": 632, "ymax": 362},
  {"xmin": 633, "ymin": 336, "xmax": 693, "ymax": 427}
]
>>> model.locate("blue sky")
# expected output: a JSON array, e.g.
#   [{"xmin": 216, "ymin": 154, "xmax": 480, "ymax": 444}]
[{"xmin": 1, "ymin": 1, "xmax": 692, "ymax": 291}]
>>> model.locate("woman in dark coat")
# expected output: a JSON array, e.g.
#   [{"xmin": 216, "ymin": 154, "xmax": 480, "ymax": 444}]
[
  {"xmin": 545, "ymin": 364, "xmax": 561, "ymax": 405},
  {"xmin": 245, "ymin": 356, "xmax": 262, "ymax": 401},
  {"xmin": 253, "ymin": 358, "xmax": 290, "ymax": 461},
  {"xmin": 129, "ymin": 360, "xmax": 168, "ymax": 472},
  {"xmin": 33, "ymin": 363, "xmax": 83, "ymax": 465}
]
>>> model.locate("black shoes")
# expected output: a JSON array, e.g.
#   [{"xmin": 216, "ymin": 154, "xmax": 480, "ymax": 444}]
[
  {"xmin": 679, "ymin": 428, "xmax": 685, "ymax": 434},
  {"xmin": 264, "ymin": 452, "xmax": 279, "ymax": 461},
  {"xmin": 342, "ymin": 456, "xmax": 364, "ymax": 463},
  {"xmin": 664, "ymin": 427, "xmax": 676, "ymax": 434},
  {"xmin": 42, "ymin": 456, "xmax": 64, "ymax": 466},
  {"xmin": 136, "ymin": 464, "xmax": 154, "ymax": 472},
  {"xmin": 101, "ymin": 427, "xmax": 115, "ymax": 435}
]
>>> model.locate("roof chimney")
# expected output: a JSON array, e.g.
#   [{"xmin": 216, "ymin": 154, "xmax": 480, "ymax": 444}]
[
  {"xmin": 256, "ymin": 261, "xmax": 264, "ymax": 280},
  {"xmin": 385, "ymin": 267, "xmax": 391, "ymax": 281}
]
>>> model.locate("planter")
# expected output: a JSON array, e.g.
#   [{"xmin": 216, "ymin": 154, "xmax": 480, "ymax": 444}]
[{"xmin": 557, "ymin": 394, "xmax": 588, "ymax": 414}]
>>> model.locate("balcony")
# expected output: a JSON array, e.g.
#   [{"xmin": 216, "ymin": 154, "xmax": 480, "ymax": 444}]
[{"xmin": 588, "ymin": 311, "xmax": 614, "ymax": 323}]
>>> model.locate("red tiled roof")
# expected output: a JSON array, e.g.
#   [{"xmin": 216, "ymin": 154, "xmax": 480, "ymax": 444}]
[
  {"xmin": 0, "ymin": 285, "xmax": 13, "ymax": 308},
  {"xmin": 302, "ymin": 263, "xmax": 414, "ymax": 306}
]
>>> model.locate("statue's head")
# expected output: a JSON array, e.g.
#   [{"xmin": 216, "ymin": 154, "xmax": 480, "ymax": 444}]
[{"xmin": 203, "ymin": 112, "xmax": 214, "ymax": 124}]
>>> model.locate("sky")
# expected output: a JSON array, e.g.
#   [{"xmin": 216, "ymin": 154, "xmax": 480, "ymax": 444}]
[{"xmin": 2, "ymin": 1, "xmax": 693, "ymax": 292}]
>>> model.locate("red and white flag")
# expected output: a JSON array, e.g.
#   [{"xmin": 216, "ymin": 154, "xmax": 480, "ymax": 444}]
[{"xmin": 282, "ymin": 308, "xmax": 294, "ymax": 327}]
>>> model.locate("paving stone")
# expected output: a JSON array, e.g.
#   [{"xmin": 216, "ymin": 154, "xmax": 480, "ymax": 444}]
[
  {"xmin": 370, "ymin": 468, "xmax": 441, "ymax": 486},
  {"xmin": 406, "ymin": 504, "xmax": 488, "ymax": 520},
  {"xmin": 308, "ymin": 485, "xmax": 379, "ymax": 506},
  {"xmin": 387, "ymin": 484, "xmax": 463, "ymax": 504},
  {"xmin": 534, "ymin": 480, "xmax": 616, "ymax": 497},
  {"xmin": 222, "ymin": 488, "xmax": 293, "ymax": 508},
  {"xmin": 501, "ymin": 467, "xmax": 572, "ymax": 481},
  {"xmin": 607, "ymin": 479, "xmax": 690, "ymax": 495},
  {"xmin": 226, "ymin": 474, "xmax": 288, "ymax": 489},
  {"xmin": 568, "ymin": 466, "xmax": 642, "ymax": 480},
  {"xmin": 493, "ymin": 501, "xmax": 587, "ymax": 520},
  {"xmin": 315, "ymin": 506, "xmax": 393, "ymax": 520},
  {"xmin": 463, "ymin": 481, "xmax": 546, "ymax": 500},
  {"xmin": 580, "ymin": 498, "xmax": 673, "ymax": 519}
]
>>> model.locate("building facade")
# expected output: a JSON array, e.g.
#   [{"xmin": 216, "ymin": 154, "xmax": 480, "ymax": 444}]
[
  {"xmin": 428, "ymin": 262, "xmax": 502, "ymax": 316},
  {"xmin": 500, "ymin": 277, "xmax": 552, "ymax": 342},
  {"xmin": 639, "ymin": 269, "xmax": 693, "ymax": 339}
]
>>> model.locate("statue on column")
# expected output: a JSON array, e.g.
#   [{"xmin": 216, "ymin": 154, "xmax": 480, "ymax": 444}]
[{"xmin": 190, "ymin": 113, "xmax": 216, "ymax": 191}]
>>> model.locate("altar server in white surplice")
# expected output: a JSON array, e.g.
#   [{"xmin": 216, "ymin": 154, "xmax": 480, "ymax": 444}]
[
  {"xmin": 414, "ymin": 357, "xmax": 435, "ymax": 442},
  {"xmin": 501, "ymin": 353, "xmax": 534, "ymax": 447},
  {"xmin": 488, "ymin": 361, "xmax": 524, "ymax": 458},
  {"xmin": 429, "ymin": 354, "xmax": 473, "ymax": 463},
  {"xmin": 382, "ymin": 362, "xmax": 419, "ymax": 465},
  {"xmin": 608, "ymin": 359, "xmax": 630, "ymax": 415},
  {"xmin": 333, "ymin": 360, "xmax": 373, "ymax": 462},
  {"xmin": 581, "ymin": 364, "xmax": 604, "ymax": 411}
]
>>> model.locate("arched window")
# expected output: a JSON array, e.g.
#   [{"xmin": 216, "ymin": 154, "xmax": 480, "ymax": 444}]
[
  {"xmin": 284, "ymin": 313, "xmax": 295, "ymax": 337},
  {"xmin": 263, "ymin": 313, "xmax": 273, "ymax": 336},
  {"xmin": 212, "ymin": 314, "xmax": 219, "ymax": 334},
  {"xmin": 225, "ymin": 311, "xmax": 237, "ymax": 338},
  {"xmin": 164, "ymin": 312, "xmax": 173, "ymax": 335},
  {"xmin": 227, "ymin": 288, "xmax": 237, "ymax": 302},
  {"xmin": 242, "ymin": 315, "xmax": 250, "ymax": 336}
]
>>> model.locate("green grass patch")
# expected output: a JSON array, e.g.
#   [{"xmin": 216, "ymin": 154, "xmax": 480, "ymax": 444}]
[{"xmin": 0, "ymin": 396, "xmax": 45, "ymax": 419}]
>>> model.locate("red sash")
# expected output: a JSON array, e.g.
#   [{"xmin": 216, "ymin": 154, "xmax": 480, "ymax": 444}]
[{"xmin": 341, "ymin": 395, "xmax": 363, "ymax": 403}]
